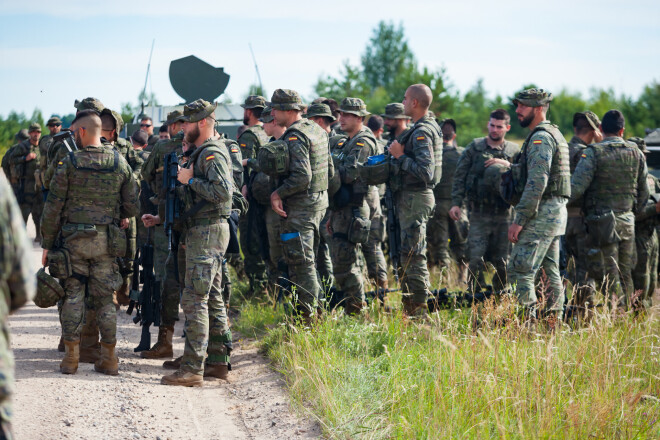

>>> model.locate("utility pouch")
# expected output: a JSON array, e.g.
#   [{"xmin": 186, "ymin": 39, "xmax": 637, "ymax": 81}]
[
  {"xmin": 107, "ymin": 223, "xmax": 127, "ymax": 257},
  {"xmin": 47, "ymin": 248, "xmax": 72, "ymax": 279},
  {"xmin": 586, "ymin": 210, "xmax": 620, "ymax": 246},
  {"xmin": 347, "ymin": 208, "xmax": 371, "ymax": 244}
]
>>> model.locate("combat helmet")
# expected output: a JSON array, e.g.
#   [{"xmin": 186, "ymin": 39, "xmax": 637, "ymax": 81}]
[{"xmin": 35, "ymin": 268, "xmax": 65, "ymax": 308}]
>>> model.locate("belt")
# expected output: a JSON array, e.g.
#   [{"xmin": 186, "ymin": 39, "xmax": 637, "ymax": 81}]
[
  {"xmin": 189, "ymin": 217, "xmax": 228, "ymax": 227},
  {"xmin": 64, "ymin": 223, "xmax": 109, "ymax": 232}
]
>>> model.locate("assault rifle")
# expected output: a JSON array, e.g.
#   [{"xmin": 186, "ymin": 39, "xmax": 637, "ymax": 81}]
[
  {"xmin": 129, "ymin": 227, "xmax": 161, "ymax": 352},
  {"xmin": 427, "ymin": 287, "xmax": 498, "ymax": 312},
  {"xmin": 163, "ymin": 151, "xmax": 180, "ymax": 253},
  {"xmin": 51, "ymin": 130, "xmax": 78, "ymax": 153},
  {"xmin": 384, "ymin": 183, "xmax": 400, "ymax": 285}
]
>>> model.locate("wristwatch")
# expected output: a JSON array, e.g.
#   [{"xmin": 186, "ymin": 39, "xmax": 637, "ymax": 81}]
[{"xmin": 188, "ymin": 177, "xmax": 194, "ymax": 185}]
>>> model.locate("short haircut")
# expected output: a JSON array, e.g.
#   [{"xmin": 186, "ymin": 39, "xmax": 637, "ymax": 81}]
[
  {"xmin": 71, "ymin": 110, "xmax": 102, "ymax": 133},
  {"xmin": 250, "ymin": 107, "xmax": 264, "ymax": 119},
  {"xmin": 366, "ymin": 115, "xmax": 384, "ymax": 132},
  {"xmin": 158, "ymin": 124, "xmax": 168, "ymax": 133},
  {"xmin": 131, "ymin": 129, "xmax": 148, "ymax": 146},
  {"xmin": 601, "ymin": 109, "xmax": 625, "ymax": 134},
  {"xmin": 140, "ymin": 116, "xmax": 153, "ymax": 123},
  {"xmin": 490, "ymin": 108, "xmax": 511, "ymax": 124},
  {"xmin": 440, "ymin": 118, "xmax": 457, "ymax": 133},
  {"xmin": 408, "ymin": 84, "xmax": 432, "ymax": 109},
  {"xmin": 321, "ymin": 98, "xmax": 340, "ymax": 119},
  {"xmin": 574, "ymin": 115, "xmax": 594, "ymax": 135},
  {"xmin": 100, "ymin": 113, "xmax": 116, "ymax": 130}
]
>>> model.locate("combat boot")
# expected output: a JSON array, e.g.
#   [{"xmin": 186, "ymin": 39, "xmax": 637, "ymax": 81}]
[
  {"xmin": 402, "ymin": 297, "xmax": 428, "ymax": 319},
  {"xmin": 79, "ymin": 312, "xmax": 100, "ymax": 363},
  {"xmin": 57, "ymin": 336, "xmax": 65, "ymax": 353},
  {"xmin": 163, "ymin": 355, "xmax": 182, "ymax": 370},
  {"xmin": 161, "ymin": 370, "xmax": 203, "ymax": 387},
  {"xmin": 94, "ymin": 341, "xmax": 119, "ymax": 376},
  {"xmin": 140, "ymin": 326, "xmax": 174, "ymax": 359},
  {"xmin": 60, "ymin": 340, "xmax": 80, "ymax": 375},
  {"xmin": 203, "ymin": 363, "xmax": 229, "ymax": 380},
  {"xmin": 344, "ymin": 299, "xmax": 367, "ymax": 316}
]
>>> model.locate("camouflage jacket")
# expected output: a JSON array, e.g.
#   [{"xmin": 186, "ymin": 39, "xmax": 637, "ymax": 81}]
[
  {"xmin": 332, "ymin": 126, "xmax": 377, "ymax": 198},
  {"xmin": 39, "ymin": 134, "xmax": 53, "ymax": 176},
  {"xmin": 8, "ymin": 139, "xmax": 40, "ymax": 195},
  {"xmin": 1, "ymin": 143, "xmax": 20, "ymax": 184},
  {"xmin": 635, "ymin": 174, "xmax": 660, "ymax": 237},
  {"xmin": 571, "ymin": 136, "xmax": 649, "ymax": 216},
  {"xmin": 435, "ymin": 143, "xmax": 464, "ymax": 200},
  {"xmin": 141, "ymin": 132, "xmax": 184, "ymax": 207},
  {"xmin": 392, "ymin": 114, "xmax": 442, "ymax": 190},
  {"xmin": 567, "ymin": 135, "xmax": 589, "ymax": 209},
  {"xmin": 41, "ymin": 145, "xmax": 139, "ymax": 249},
  {"xmin": 112, "ymin": 137, "xmax": 144, "ymax": 179}
]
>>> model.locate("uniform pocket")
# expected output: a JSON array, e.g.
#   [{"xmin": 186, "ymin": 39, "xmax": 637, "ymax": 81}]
[
  {"xmin": 510, "ymin": 240, "xmax": 539, "ymax": 273},
  {"xmin": 281, "ymin": 232, "xmax": 309, "ymax": 266},
  {"xmin": 107, "ymin": 223, "xmax": 127, "ymax": 257}
]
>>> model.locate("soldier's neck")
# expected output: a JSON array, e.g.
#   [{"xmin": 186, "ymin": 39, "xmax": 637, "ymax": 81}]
[
  {"xmin": 486, "ymin": 137, "xmax": 505, "ymax": 149},
  {"xmin": 346, "ymin": 125, "xmax": 362, "ymax": 139}
]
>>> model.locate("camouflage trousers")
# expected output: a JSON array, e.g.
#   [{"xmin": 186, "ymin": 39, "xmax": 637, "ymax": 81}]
[
  {"xmin": 363, "ymin": 189, "xmax": 387, "ymax": 285},
  {"xmin": 564, "ymin": 212, "xmax": 596, "ymax": 307},
  {"xmin": 330, "ymin": 203, "xmax": 370, "ymax": 305},
  {"xmin": 239, "ymin": 206, "xmax": 268, "ymax": 293},
  {"xmin": 265, "ymin": 206, "xmax": 284, "ymax": 291},
  {"xmin": 181, "ymin": 220, "xmax": 230, "ymax": 375},
  {"xmin": 280, "ymin": 206, "xmax": 325, "ymax": 314},
  {"xmin": 19, "ymin": 192, "xmax": 43, "ymax": 238},
  {"xmin": 395, "ymin": 189, "xmax": 434, "ymax": 304},
  {"xmin": 632, "ymin": 227, "xmax": 658, "ymax": 310},
  {"xmin": 509, "ymin": 199, "xmax": 567, "ymax": 315},
  {"xmin": 427, "ymin": 198, "xmax": 468, "ymax": 269},
  {"xmin": 317, "ymin": 210, "xmax": 334, "ymax": 288},
  {"xmin": 61, "ymin": 228, "xmax": 122, "ymax": 343},
  {"xmin": 153, "ymin": 226, "xmax": 181, "ymax": 327},
  {"xmin": 585, "ymin": 212, "xmax": 636, "ymax": 308},
  {"xmin": 0, "ymin": 324, "xmax": 14, "ymax": 439},
  {"xmin": 467, "ymin": 209, "xmax": 511, "ymax": 292}
]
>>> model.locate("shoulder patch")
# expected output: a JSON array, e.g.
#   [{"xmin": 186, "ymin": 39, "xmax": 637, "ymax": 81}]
[
  {"xmin": 58, "ymin": 161, "xmax": 63, "ymax": 166},
  {"xmin": 231, "ymin": 147, "xmax": 239, "ymax": 153},
  {"xmin": 416, "ymin": 136, "xmax": 426, "ymax": 141},
  {"xmin": 205, "ymin": 154, "xmax": 215, "ymax": 161},
  {"xmin": 532, "ymin": 140, "xmax": 543, "ymax": 144},
  {"xmin": 240, "ymin": 143, "xmax": 246, "ymax": 147},
  {"xmin": 288, "ymin": 136, "xmax": 298, "ymax": 141},
  {"xmin": 581, "ymin": 154, "xmax": 587, "ymax": 158},
  {"xmin": 356, "ymin": 142, "xmax": 364, "ymax": 147},
  {"xmin": 338, "ymin": 141, "xmax": 345, "ymax": 146}
]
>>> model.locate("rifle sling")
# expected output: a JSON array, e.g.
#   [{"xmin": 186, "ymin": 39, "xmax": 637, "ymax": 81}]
[{"xmin": 178, "ymin": 200, "xmax": 209, "ymax": 223}]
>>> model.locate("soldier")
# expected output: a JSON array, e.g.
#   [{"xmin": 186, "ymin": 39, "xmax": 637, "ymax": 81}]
[
  {"xmin": 2, "ymin": 129, "xmax": 29, "ymax": 190},
  {"xmin": 382, "ymin": 103, "xmax": 411, "ymax": 143},
  {"xmin": 427, "ymin": 118, "xmax": 468, "ymax": 283},
  {"xmin": 140, "ymin": 115, "xmax": 159, "ymax": 147},
  {"xmin": 9, "ymin": 122, "xmax": 44, "ymax": 242},
  {"xmin": 139, "ymin": 110, "xmax": 187, "ymax": 360},
  {"xmin": 508, "ymin": 89, "xmax": 571, "ymax": 323},
  {"xmin": 269, "ymin": 89, "xmax": 329, "ymax": 322},
  {"xmin": 158, "ymin": 124, "xmax": 170, "ymax": 141},
  {"xmin": 41, "ymin": 110, "xmax": 138, "ymax": 375},
  {"xmin": 388, "ymin": 84, "xmax": 442, "ymax": 317},
  {"xmin": 367, "ymin": 115, "xmax": 386, "ymax": 148},
  {"xmin": 160, "ymin": 99, "xmax": 234, "ymax": 386},
  {"xmin": 38, "ymin": 116, "xmax": 63, "ymax": 194},
  {"xmin": 327, "ymin": 98, "xmax": 379, "ymax": 313},
  {"xmin": 571, "ymin": 110, "xmax": 648, "ymax": 311},
  {"xmin": 629, "ymin": 137, "xmax": 659, "ymax": 311},
  {"xmin": 450, "ymin": 109, "xmax": 519, "ymax": 293},
  {"xmin": 565, "ymin": 111, "xmax": 602, "ymax": 312},
  {"xmin": 0, "ymin": 171, "xmax": 35, "ymax": 438},
  {"xmin": 238, "ymin": 95, "xmax": 270, "ymax": 296}
]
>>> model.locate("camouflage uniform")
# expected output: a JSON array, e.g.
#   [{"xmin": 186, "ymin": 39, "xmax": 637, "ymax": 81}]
[
  {"xmin": 452, "ymin": 137, "xmax": 518, "ymax": 292},
  {"xmin": 271, "ymin": 89, "xmax": 329, "ymax": 317},
  {"xmin": 362, "ymin": 136, "xmax": 388, "ymax": 288},
  {"xmin": 170, "ymin": 100, "xmax": 234, "ymax": 378},
  {"xmin": 571, "ymin": 135, "xmax": 649, "ymax": 309},
  {"xmin": 329, "ymin": 99, "xmax": 377, "ymax": 311},
  {"xmin": 238, "ymin": 95, "xmax": 270, "ymax": 295},
  {"xmin": 633, "ymin": 173, "xmax": 659, "ymax": 310},
  {"xmin": 428, "ymin": 141, "xmax": 468, "ymax": 269},
  {"xmin": 0, "ymin": 172, "xmax": 35, "ymax": 438},
  {"xmin": 42, "ymin": 143, "xmax": 138, "ymax": 347},
  {"xmin": 9, "ymin": 132, "xmax": 44, "ymax": 235},
  {"xmin": 508, "ymin": 90, "xmax": 571, "ymax": 317},
  {"xmin": 391, "ymin": 113, "xmax": 442, "ymax": 310}
]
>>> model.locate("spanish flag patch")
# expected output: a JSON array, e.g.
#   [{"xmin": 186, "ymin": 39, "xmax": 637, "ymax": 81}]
[
  {"xmin": 206, "ymin": 155, "xmax": 215, "ymax": 161},
  {"xmin": 240, "ymin": 143, "xmax": 246, "ymax": 147},
  {"xmin": 338, "ymin": 142, "xmax": 345, "ymax": 146},
  {"xmin": 356, "ymin": 142, "xmax": 364, "ymax": 147},
  {"xmin": 58, "ymin": 161, "xmax": 63, "ymax": 166},
  {"xmin": 231, "ymin": 147, "xmax": 239, "ymax": 153},
  {"xmin": 288, "ymin": 136, "xmax": 298, "ymax": 141},
  {"xmin": 581, "ymin": 154, "xmax": 587, "ymax": 158},
  {"xmin": 533, "ymin": 140, "xmax": 542, "ymax": 144},
  {"xmin": 416, "ymin": 136, "xmax": 425, "ymax": 141}
]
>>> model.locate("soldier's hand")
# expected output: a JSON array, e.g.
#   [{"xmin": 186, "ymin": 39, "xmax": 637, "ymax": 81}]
[
  {"xmin": 26, "ymin": 152, "xmax": 37, "ymax": 161},
  {"xmin": 241, "ymin": 159, "xmax": 248, "ymax": 167},
  {"xmin": 508, "ymin": 223, "xmax": 523, "ymax": 244},
  {"xmin": 389, "ymin": 141, "xmax": 404, "ymax": 159},
  {"xmin": 141, "ymin": 214, "xmax": 161, "ymax": 227},
  {"xmin": 594, "ymin": 129, "xmax": 603, "ymax": 143},
  {"xmin": 177, "ymin": 166, "xmax": 193, "ymax": 184},
  {"xmin": 485, "ymin": 158, "xmax": 510, "ymax": 168},
  {"xmin": 271, "ymin": 191, "xmax": 287, "ymax": 218},
  {"xmin": 241, "ymin": 185, "xmax": 248, "ymax": 198},
  {"xmin": 449, "ymin": 206, "xmax": 462, "ymax": 221},
  {"xmin": 42, "ymin": 249, "xmax": 48, "ymax": 267},
  {"xmin": 119, "ymin": 218, "xmax": 129, "ymax": 229}
]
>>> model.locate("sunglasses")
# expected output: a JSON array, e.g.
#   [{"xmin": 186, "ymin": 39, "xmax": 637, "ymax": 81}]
[
  {"xmin": 140, "ymin": 123, "xmax": 152, "ymax": 127},
  {"xmin": 48, "ymin": 124, "xmax": 62, "ymax": 127}
]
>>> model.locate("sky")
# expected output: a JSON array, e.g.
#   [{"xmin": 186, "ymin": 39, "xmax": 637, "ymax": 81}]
[{"xmin": 1, "ymin": 0, "xmax": 659, "ymax": 120}]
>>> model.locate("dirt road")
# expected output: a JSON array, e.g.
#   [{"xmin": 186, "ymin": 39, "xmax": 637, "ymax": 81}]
[{"xmin": 9, "ymin": 222, "xmax": 320, "ymax": 440}]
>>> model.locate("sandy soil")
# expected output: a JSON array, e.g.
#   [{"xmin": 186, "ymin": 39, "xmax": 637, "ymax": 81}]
[{"xmin": 9, "ymin": 220, "xmax": 320, "ymax": 440}]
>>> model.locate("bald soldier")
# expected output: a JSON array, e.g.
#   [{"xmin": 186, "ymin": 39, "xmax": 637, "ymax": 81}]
[{"xmin": 388, "ymin": 84, "xmax": 442, "ymax": 317}]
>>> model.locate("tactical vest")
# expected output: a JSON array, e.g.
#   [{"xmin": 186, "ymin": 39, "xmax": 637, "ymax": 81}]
[
  {"xmin": 567, "ymin": 137, "xmax": 588, "ymax": 208},
  {"xmin": 434, "ymin": 144, "xmax": 464, "ymax": 199},
  {"xmin": 283, "ymin": 119, "xmax": 329, "ymax": 193},
  {"xmin": 151, "ymin": 135, "xmax": 183, "ymax": 195},
  {"xmin": 240, "ymin": 125, "xmax": 270, "ymax": 159},
  {"xmin": 224, "ymin": 139, "xmax": 243, "ymax": 188},
  {"xmin": 583, "ymin": 139, "xmax": 644, "ymax": 214},
  {"xmin": 519, "ymin": 123, "xmax": 571, "ymax": 199},
  {"xmin": 343, "ymin": 127, "xmax": 377, "ymax": 197},
  {"xmin": 400, "ymin": 115, "xmax": 443, "ymax": 189},
  {"xmin": 184, "ymin": 140, "xmax": 233, "ymax": 219},
  {"xmin": 465, "ymin": 138, "xmax": 518, "ymax": 207},
  {"xmin": 63, "ymin": 148, "xmax": 124, "ymax": 225}
]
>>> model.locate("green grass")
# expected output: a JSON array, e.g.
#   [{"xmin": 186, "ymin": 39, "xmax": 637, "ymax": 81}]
[{"xmin": 233, "ymin": 285, "xmax": 660, "ymax": 439}]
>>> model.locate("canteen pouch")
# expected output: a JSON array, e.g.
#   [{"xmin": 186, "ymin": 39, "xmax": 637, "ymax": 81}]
[
  {"xmin": 107, "ymin": 223, "xmax": 127, "ymax": 257},
  {"xmin": 347, "ymin": 208, "xmax": 371, "ymax": 245},
  {"xmin": 47, "ymin": 248, "xmax": 72, "ymax": 279},
  {"xmin": 281, "ymin": 231, "xmax": 310, "ymax": 266},
  {"xmin": 586, "ymin": 210, "xmax": 620, "ymax": 246}
]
